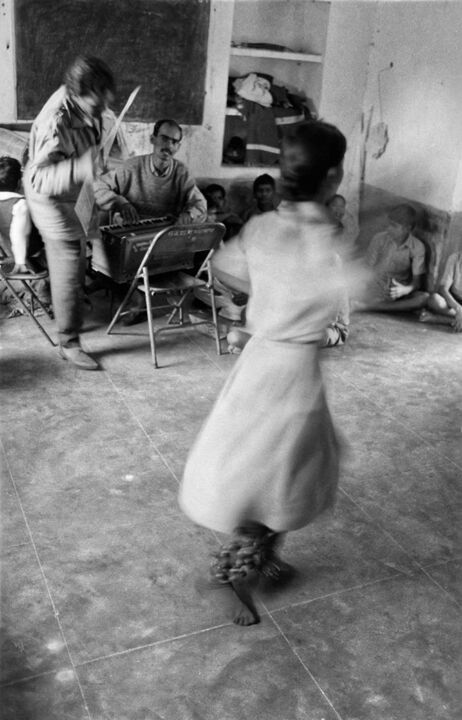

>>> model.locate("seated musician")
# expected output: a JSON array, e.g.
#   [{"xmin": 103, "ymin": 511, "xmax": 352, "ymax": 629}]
[
  {"xmin": 94, "ymin": 118, "xmax": 207, "ymax": 324},
  {"xmin": 94, "ymin": 118, "xmax": 207, "ymax": 225}
]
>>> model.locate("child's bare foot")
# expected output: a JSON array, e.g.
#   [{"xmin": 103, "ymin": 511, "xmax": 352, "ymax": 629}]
[
  {"xmin": 230, "ymin": 576, "xmax": 260, "ymax": 626},
  {"xmin": 419, "ymin": 309, "xmax": 454, "ymax": 326},
  {"xmin": 418, "ymin": 309, "xmax": 439, "ymax": 323},
  {"xmin": 233, "ymin": 601, "xmax": 260, "ymax": 626}
]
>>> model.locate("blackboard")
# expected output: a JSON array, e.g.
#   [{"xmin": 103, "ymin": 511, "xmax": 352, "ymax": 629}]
[{"xmin": 15, "ymin": 0, "xmax": 210, "ymax": 124}]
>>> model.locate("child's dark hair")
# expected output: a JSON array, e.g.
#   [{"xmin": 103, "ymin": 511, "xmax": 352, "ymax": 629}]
[
  {"xmin": 328, "ymin": 193, "xmax": 346, "ymax": 205},
  {"xmin": 280, "ymin": 121, "xmax": 346, "ymax": 201},
  {"xmin": 64, "ymin": 56, "xmax": 115, "ymax": 98},
  {"xmin": 205, "ymin": 183, "xmax": 225, "ymax": 199},
  {"xmin": 0, "ymin": 156, "xmax": 22, "ymax": 191},
  {"xmin": 388, "ymin": 204, "xmax": 417, "ymax": 229},
  {"xmin": 253, "ymin": 174, "xmax": 275, "ymax": 193}
]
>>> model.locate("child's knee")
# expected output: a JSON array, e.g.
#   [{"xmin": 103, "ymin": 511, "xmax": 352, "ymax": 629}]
[
  {"xmin": 227, "ymin": 328, "xmax": 251, "ymax": 350},
  {"xmin": 427, "ymin": 292, "xmax": 448, "ymax": 312}
]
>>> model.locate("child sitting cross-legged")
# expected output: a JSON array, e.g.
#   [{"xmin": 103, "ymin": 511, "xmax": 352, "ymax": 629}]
[{"xmin": 354, "ymin": 204, "xmax": 429, "ymax": 314}]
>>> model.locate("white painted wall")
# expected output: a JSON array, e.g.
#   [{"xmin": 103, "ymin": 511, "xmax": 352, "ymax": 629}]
[
  {"xmin": 362, "ymin": 0, "xmax": 462, "ymax": 214},
  {"xmin": 0, "ymin": 0, "xmax": 16, "ymax": 121},
  {"xmin": 320, "ymin": 0, "xmax": 377, "ymax": 216},
  {"xmin": 320, "ymin": 0, "xmax": 376, "ymax": 141},
  {"xmin": 2, "ymin": 0, "xmax": 462, "ymax": 224}
]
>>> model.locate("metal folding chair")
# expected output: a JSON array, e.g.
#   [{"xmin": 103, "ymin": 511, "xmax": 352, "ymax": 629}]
[
  {"xmin": 0, "ymin": 250, "xmax": 55, "ymax": 347},
  {"xmin": 106, "ymin": 222, "xmax": 226, "ymax": 367}
]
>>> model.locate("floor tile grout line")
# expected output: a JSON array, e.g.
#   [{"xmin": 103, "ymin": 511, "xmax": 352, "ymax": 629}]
[
  {"xmin": 420, "ymin": 555, "xmax": 462, "ymax": 569},
  {"xmin": 0, "ymin": 441, "xmax": 92, "ymax": 720},
  {"xmin": 338, "ymin": 485, "xmax": 456, "ymax": 576},
  {"xmin": 338, "ymin": 487, "xmax": 462, "ymax": 608},
  {"xmin": 264, "ymin": 572, "xmax": 405, "ymax": 615},
  {"xmin": 264, "ymin": 609, "xmax": 344, "ymax": 720},
  {"xmin": 326, "ymin": 364, "xmax": 462, "ymax": 473},
  {"xmin": 412, "ymin": 564, "xmax": 462, "ymax": 611},
  {"xmin": 73, "ymin": 622, "xmax": 232, "ymax": 668},
  {"xmin": 102, "ymin": 373, "xmax": 182, "ymax": 486},
  {"xmin": 18, "ymin": 507, "xmax": 183, "ymax": 552},
  {"xmin": 0, "ymin": 668, "xmax": 60, "ymax": 689},
  {"xmin": 1, "ymin": 540, "xmax": 31, "ymax": 552},
  {"xmin": 186, "ymin": 334, "xmax": 230, "ymax": 374}
]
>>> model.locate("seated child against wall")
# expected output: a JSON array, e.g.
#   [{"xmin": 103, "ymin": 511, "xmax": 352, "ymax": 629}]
[
  {"xmin": 327, "ymin": 193, "xmax": 359, "ymax": 247},
  {"xmin": 354, "ymin": 204, "xmax": 428, "ymax": 314},
  {"xmin": 204, "ymin": 183, "xmax": 243, "ymax": 241},
  {"xmin": 419, "ymin": 251, "xmax": 462, "ymax": 332},
  {"xmin": 0, "ymin": 156, "xmax": 47, "ymax": 278},
  {"xmin": 191, "ymin": 184, "xmax": 246, "ymax": 324},
  {"xmin": 242, "ymin": 173, "xmax": 279, "ymax": 222},
  {"xmin": 319, "ymin": 253, "xmax": 350, "ymax": 348}
]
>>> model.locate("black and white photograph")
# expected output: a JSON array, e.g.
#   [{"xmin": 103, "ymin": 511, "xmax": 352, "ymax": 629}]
[{"xmin": 1, "ymin": 1, "xmax": 461, "ymax": 718}]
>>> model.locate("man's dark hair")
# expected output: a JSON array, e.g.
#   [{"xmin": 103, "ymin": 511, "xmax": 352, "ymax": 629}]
[
  {"xmin": 253, "ymin": 173, "xmax": 275, "ymax": 193},
  {"xmin": 152, "ymin": 119, "xmax": 183, "ymax": 142},
  {"xmin": 0, "ymin": 156, "xmax": 22, "ymax": 191},
  {"xmin": 64, "ymin": 56, "xmax": 115, "ymax": 97},
  {"xmin": 280, "ymin": 121, "xmax": 347, "ymax": 201}
]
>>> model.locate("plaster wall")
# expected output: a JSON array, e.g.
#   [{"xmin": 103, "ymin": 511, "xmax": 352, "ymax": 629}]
[
  {"xmin": 0, "ymin": 0, "xmax": 16, "ymax": 121},
  {"xmin": 320, "ymin": 0, "xmax": 376, "ymax": 142},
  {"xmin": 362, "ymin": 0, "xmax": 462, "ymax": 214},
  {"xmin": 2, "ymin": 0, "xmax": 462, "ymax": 243}
]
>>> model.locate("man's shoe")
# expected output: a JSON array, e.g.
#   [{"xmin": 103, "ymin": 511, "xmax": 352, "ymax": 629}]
[{"xmin": 58, "ymin": 345, "xmax": 100, "ymax": 370}]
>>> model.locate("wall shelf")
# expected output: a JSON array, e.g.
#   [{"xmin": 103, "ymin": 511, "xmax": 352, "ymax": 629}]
[{"xmin": 230, "ymin": 47, "xmax": 322, "ymax": 63}]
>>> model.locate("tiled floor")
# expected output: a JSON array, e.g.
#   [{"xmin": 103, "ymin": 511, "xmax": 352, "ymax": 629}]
[{"xmin": 1, "ymin": 298, "xmax": 461, "ymax": 720}]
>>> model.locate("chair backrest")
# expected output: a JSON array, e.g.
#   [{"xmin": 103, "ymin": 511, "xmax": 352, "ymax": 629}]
[{"xmin": 137, "ymin": 222, "xmax": 226, "ymax": 277}]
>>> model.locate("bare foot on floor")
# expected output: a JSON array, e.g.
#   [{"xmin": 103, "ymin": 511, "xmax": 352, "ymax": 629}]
[
  {"xmin": 230, "ymin": 577, "xmax": 260, "ymax": 626},
  {"xmin": 418, "ymin": 309, "xmax": 435, "ymax": 323},
  {"xmin": 233, "ymin": 601, "xmax": 260, "ymax": 626},
  {"xmin": 418, "ymin": 309, "xmax": 454, "ymax": 326}
]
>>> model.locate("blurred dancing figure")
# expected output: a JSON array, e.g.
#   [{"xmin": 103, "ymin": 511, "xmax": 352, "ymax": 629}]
[
  {"xmin": 179, "ymin": 121, "xmax": 349, "ymax": 625},
  {"xmin": 24, "ymin": 56, "xmax": 115, "ymax": 369}
]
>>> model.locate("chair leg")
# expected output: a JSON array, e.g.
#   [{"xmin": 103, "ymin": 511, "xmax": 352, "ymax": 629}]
[
  {"xmin": 165, "ymin": 289, "xmax": 191, "ymax": 326},
  {"xmin": 209, "ymin": 284, "xmax": 222, "ymax": 356},
  {"xmin": 143, "ymin": 267, "xmax": 158, "ymax": 368},
  {"xmin": 0, "ymin": 277, "xmax": 56, "ymax": 347},
  {"xmin": 23, "ymin": 280, "xmax": 54, "ymax": 320},
  {"xmin": 106, "ymin": 273, "xmax": 140, "ymax": 334}
]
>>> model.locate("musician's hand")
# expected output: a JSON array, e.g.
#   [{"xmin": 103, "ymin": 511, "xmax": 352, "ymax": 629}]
[
  {"xmin": 119, "ymin": 203, "xmax": 140, "ymax": 223},
  {"xmin": 177, "ymin": 212, "xmax": 193, "ymax": 225}
]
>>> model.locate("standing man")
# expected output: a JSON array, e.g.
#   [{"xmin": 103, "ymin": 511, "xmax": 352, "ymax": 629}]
[
  {"xmin": 24, "ymin": 56, "xmax": 115, "ymax": 370},
  {"xmin": 94, "ymin": 118, "xmax": 207, "ymax": 224}
]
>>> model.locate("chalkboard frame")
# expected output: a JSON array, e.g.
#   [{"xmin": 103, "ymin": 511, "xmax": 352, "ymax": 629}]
[{"xmin": 14, "ymin": 0, "xmax": 210, "ymax": 124}]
